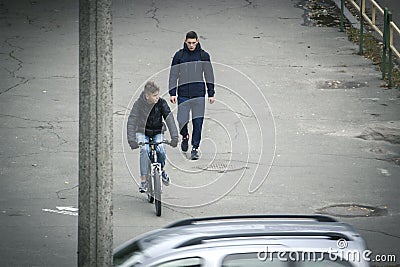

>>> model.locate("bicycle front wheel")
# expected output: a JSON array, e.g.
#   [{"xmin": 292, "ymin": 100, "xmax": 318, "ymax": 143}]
[
  {"xmin": 154, "ymin": 171, "xmax": 162, "ymax": 217},
  {"xmin": 147, "ymin": 175, "xmax": 154, "ymax": 204}
]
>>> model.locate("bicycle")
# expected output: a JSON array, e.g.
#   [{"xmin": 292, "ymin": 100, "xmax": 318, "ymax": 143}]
[{"xmin": 139, "ymin": 139, "xmax": 171, "ymax": 217}]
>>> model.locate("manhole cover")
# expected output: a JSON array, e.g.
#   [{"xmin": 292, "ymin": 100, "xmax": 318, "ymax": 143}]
[
  {"xmin": 318, "ymin": 80, "xmax": 368, "ymax": 89},
  {"xmin": 195, "ymin": 160, "xmax": 248, "ymax": 173},
  {"xmin": 317, "ymin": 204, "xmax": 388, "ymax": 217},
  {"xmin": 381, "ymin": 157, "xmax": 400, "ymax": 166}
]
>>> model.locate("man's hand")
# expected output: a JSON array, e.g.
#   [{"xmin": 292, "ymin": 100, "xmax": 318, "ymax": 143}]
[
  {"xmin": 170, "ymin": 96, "xmax": 177, "ymax": 104},
  {"xmin": 208, "ymin": 97, "xmax": 215, "ymax": 104},
  {"xmin": 170, "ymin": 137, "xmax": 178, "ymax": 148},
  {"xmin": 129, "ymin": 140, "xmax": 139, "ymax": 150}
]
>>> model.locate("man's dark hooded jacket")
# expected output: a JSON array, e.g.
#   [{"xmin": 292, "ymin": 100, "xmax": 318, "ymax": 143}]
[
  {"xmin": 169, "ymin": 42, "xmax": 215, "ymax": 98},
  {"xmin": 127, "ymin": 91, "xmax": 178, "ymax": 148}
]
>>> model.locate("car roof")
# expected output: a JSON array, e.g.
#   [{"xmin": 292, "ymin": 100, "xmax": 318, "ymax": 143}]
[{"xmin": 113, "ymin": 215, "xmax": 367, "ymax": 266}]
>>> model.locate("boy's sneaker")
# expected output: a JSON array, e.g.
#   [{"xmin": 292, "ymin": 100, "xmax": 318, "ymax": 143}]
[
  {"xmin": 139, "ymin": 181, "xmax": 148, "ymax": 193},
  {"xmin": 190, "ymin": 148, "xmax": 200, "ymax": 160},
  {"xmin": 181, "ymin": 135, "xmax": 189, "ymax": 152},
  {"xmin": 161, "ymin": 170, "xmax": 170, "ymax": 186}
]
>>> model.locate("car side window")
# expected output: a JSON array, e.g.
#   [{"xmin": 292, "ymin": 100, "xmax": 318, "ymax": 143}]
[
  {"xmin": 298, "ymin": 255, "xmax": 353, "ymax": 267},
  {"xmin": 222, "ymin": 252, "xmax": 354, "ymax": 267},
  {"xmin": 299, "ymin": 262, "xmax": 351, "ymax": 267},
  {"xmin": 154, "ymin": 257, "xmax": 203, "ymax": 267},
  {"xmin": 222, "ymin": 253, "xmax": 287, "ymax": 267}
]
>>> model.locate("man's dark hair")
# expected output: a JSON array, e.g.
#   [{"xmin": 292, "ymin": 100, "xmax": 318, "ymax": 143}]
[
  {"xmin": 186, "ymin": 31, "xmax": 198, "ymax": 40},
  {"xmin": 144, "ymin": 81, "xmax": 160, "ymax": 94}
]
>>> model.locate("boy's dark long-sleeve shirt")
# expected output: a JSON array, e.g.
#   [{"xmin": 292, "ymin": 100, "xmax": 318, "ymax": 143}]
[{"xmin": 127, "ymin": 92, "xmax": 178, "ymax": 147}]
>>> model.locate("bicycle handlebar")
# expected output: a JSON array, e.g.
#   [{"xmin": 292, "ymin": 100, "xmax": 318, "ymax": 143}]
[{"xmin": 138, "ymin": 140, "xmax": 171, "ymax": 146}]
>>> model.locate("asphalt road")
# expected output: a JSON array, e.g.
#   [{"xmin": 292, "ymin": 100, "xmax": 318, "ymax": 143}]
[
  {"xmin": 0, "ymin": 0, "xmax": 399, "ymax": 266},
  {"xmin": 375, "ymin": 0, "xmax": 400, "ymax": 23}
]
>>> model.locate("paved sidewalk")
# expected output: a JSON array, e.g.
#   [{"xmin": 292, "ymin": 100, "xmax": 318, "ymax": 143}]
[{"xmin": 0, "ymin": 0, "xmax": 399, "ymax": 266}]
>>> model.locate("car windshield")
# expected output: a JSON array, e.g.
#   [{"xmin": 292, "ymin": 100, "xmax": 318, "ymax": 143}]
[
  {"xmin": 113, "ymin": 240, "xmax": 142, "ymax": 266},
  {"xmin": 113, "ymin": 230, "xmax": 183, "ymax": 266}
]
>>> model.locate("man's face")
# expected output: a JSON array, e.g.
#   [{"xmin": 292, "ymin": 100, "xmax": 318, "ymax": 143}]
[
  {"xmin": 145, "ymin": 91, "xmax": 159, "ymax": 104},
  {"xmin": 185, "ymin": 38, "xmax": 198, "ymax": 51}
]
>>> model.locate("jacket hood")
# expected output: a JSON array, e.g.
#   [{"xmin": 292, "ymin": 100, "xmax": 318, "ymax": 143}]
[
  {"xmin": 183, "ymin": 41, "xmax": 202, "ymax": 53},
  {"xmin": 138, "ymin": 91, "xmax": 156, "ymax": 107},
  {"xmin": 139, "ymin": 91, "xmax": 147, "ymax": 103}
]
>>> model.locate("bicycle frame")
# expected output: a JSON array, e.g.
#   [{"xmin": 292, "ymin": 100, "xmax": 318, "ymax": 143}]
[
  {"xmin": 147, "ymin": 142, "xmax": 162, "ymax": 199},
  {"xmin": 149, "ymin": 143, "xmax": 162, "ymax": 176},
  {"xmin": 139, "ymin": 139, "xmax": 170, "ymax": 216}
]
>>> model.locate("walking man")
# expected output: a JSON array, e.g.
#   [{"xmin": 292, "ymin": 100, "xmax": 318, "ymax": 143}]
[{"xmin": 169, "ymin": 31, "xmax": 215, "ymax": 160}]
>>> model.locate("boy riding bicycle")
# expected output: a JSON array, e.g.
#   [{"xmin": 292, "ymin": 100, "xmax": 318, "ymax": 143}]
[{"xmin": 127, "ymin": 81, "xmax": 179, "ymax": 193}]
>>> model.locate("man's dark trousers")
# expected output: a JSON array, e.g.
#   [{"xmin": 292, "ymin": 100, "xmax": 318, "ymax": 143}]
[{"xmin": 177, "ymin": 96, "xmax": 205, "ymax": 149}]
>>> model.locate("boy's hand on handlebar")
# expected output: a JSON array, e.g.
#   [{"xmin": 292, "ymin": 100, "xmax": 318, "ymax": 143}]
[{"xmin": 129, "ymin": 140, "xmax": 139, "ymax": 150}]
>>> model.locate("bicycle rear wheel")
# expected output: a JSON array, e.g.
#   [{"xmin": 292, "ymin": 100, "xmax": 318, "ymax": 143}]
[{"xmin": 154, "ymin": 171, "xmax": 162, "ymax": 216}]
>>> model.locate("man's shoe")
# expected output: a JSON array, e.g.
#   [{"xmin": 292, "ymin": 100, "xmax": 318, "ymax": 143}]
[
  {"xmin": 190, "ymin": 148, "xmax": 200, "ymax": 160},
  {"xmin": 161, "ymin": 170, "xmax": 170, "ymax": 186},
  {"xmin": 139, "ymin": 181, "xmax": 148, "ymax": 193},
  {"xmin": 181, "ymin": 135, "xmax": 189, "ymax": 152}
]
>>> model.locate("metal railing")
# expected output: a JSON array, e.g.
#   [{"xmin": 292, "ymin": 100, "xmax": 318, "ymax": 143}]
[
  {"xmin": 390, "ymin": 22, "xmax": 400, "ymax": 59},
  {"xmin": 346, "ymin": 0, "xmax": 384, "ymax": 36},
  {"xmin": 341, "ymin": 0, "xmax": 399, "ymax": 87}
]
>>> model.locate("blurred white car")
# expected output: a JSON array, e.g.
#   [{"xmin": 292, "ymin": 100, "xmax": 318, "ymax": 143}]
[{"xmin": 113, "ymin": 215, "xmax": 370, "ymax": 267}]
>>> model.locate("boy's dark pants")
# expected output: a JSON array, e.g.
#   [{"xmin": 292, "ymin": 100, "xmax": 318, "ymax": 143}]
[{"xmin": 177, "ymin": 96, "xmax": 205, "ymax": 149}]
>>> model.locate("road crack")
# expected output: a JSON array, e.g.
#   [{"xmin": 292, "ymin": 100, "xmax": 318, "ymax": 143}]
[
  {"xmin": 163, "ymin": 205, "xmax": 196, "ymax": 217},
  {"xmin": 2, "ymin": 36, "xmax": 29, "ymax": 95},
  {"xmin": 0, "ymin": 113, "xmax": 76, "ymax": 123},
  {"xmin": 244, "ymin": 0, "xmax": 253, "ymax": 7},
  {"xmin": 37, "ymin": 122, "xmax": 69, "ymax": 146},
  {"xmin": 209, "ymin": 108, "xmax": 254, "ymax": 118},
  {"xmin": 56, "ymin": 184, "xmax": 78, "ymax": 199},
  {"xmin": 0, "ymin": 114, "xmax": 70, "ymax": 147},
  {"xmin": 146, "ymin": 2, "xmax": 160, "ymax": 29},
  {"xmin": 144, "ymin": 2, "xmax": 179, "ymax": 33}
]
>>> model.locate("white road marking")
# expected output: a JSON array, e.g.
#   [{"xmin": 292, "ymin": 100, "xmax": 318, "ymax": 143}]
[
  {"xmin": 56, "ymin": 206, "xmax": 78, "ymax": 212},
  {"xmin": 42, "ymin": 206, "xmax": 78, "ymax": 216}
]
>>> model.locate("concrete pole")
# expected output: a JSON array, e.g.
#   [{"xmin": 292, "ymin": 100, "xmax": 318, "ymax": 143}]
[{"xmin": 78, "ymin": 0, "xmax": 113, "ymax": 266}]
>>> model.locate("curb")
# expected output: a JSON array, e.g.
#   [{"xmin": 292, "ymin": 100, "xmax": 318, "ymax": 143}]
[{"xmin": 332, "ymin": 0, "xmax": 361, "ymax": 29}]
